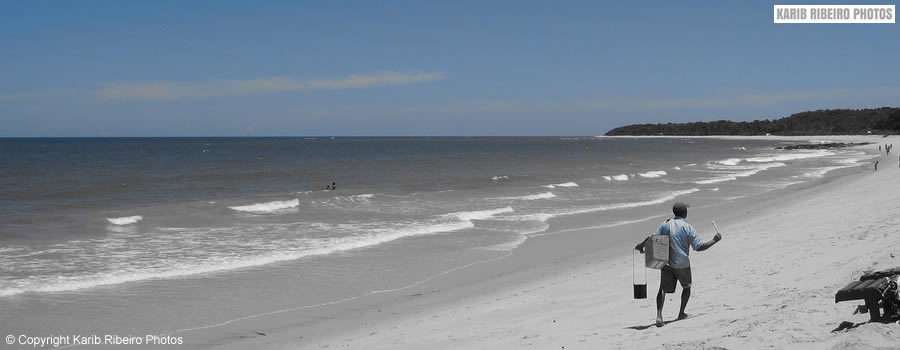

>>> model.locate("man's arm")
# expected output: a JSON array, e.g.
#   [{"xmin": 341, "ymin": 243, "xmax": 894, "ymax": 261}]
[
  {"xmin": 634, "ymin": 236, "xmax": 650, "ymax": 253},
  {"xmin": 696, "ymin": 232, "xmax": 722, "ymax": 251}
]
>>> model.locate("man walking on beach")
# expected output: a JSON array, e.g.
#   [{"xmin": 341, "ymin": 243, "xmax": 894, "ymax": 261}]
[{"xmin": 635, "ymin": 202, "xmax": 721, "ymax": 327}]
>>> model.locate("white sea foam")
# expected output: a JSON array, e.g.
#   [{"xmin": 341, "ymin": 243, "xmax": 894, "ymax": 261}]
[
  {"xmin": 448, "ymin": 206, "xmax": 514, "ymax": 221},
  {"xmin": 106, "ymin": 216, "xmax": 143, "ymax": 225},
  {"xmin": 555, "ymin": 188, "xmax": 700, "ymax": 217},
  {"xmin": 521, "ymin": 192, "xmax": 557, "ymax": 200},
  {"xmin": 611, "ymin": 174, "xmax": 629, "ymax": 181},
  {"xmin": 229, "ymin": 199, "xmax": 299, "ymax": 213},
  {"xmin": 519, "ymin": 213, "xmax": 554, "ymax": 222},
  {"xmin": 545, "ymin": 182, "xmax": 578, "ymax": 188},
  {"xmin": 637, "ymin": 170, "xmax": 667, "ymax": 178},
  {"xmin": 745, "ymin": 150, "xmax": 834, "ymax": 163},
  {"xmin": 0, "ymin": 206, "xmax": 517, "ymax": 297},
  {"xmin": 694, "ymin": 162, "xmax": 786, "ymax": 184},
  {"xmin": 694, "ymin": 176, "xmax": 735, "ymax": 185},
  {"xmin": 491, "ymin": 192, "xmax": 557, "ymax": 201},
  {"xmin": 672, "ymin": 166, "xmax": 682, "ymax": 170},
  {"xmin": 715, "ymin": 158, "xmax": 742, "ymax": 166},
  {"xmin": 797, "ymin": 164, "xmax": 859, "ymax": 179},
  {"xmin": 531, "ymin": 216, "xmax": 659, "ymax": 238},
  {"xmin": 315, "ymin": 194, "xmax": 377, "ymax": 207},
  {"xmin": 351, "ymin": 194, "xmax": 374, "ymax": 201},
  {"xmin": 601, "ymin": 176, "xmax": 612, "ymax": 181},
  {"xmin": 492, "ymin": 175, "xmax": 509, "ymax": 181},
  {"xmin": 809, "ymin": 140, "xmax": 838, "ymax": 144},
  {"xmin": 476, "ymin": 212, "xmax": 556, "ymax": 251}
]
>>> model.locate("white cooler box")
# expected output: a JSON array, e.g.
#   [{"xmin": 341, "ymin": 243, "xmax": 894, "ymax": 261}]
[{"xmin": 645, "ymin": 235, "xmax": 669, "ymax": 269}]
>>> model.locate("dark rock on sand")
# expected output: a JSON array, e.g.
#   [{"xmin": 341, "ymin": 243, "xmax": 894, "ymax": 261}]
[{"xmin": 776, "ymin": 142, "xmax": 872, "ymax": 150}]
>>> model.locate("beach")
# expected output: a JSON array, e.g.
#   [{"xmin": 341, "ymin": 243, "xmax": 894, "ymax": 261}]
[
  {"xmin": 200, "ymin": 135, "xmax": 900, "ymax": 350},
  {"xmin": 5, "ymin": 2, "xmax": 899, "ymax": 349},
  {"xmin": 3, "ymin": 136, "xmax": 896, "ymax": 350}
]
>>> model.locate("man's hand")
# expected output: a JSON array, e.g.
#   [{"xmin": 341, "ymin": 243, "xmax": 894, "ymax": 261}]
[{"xmin": 698, "ymin": 233, "xmax": 722, "ymax": 251}]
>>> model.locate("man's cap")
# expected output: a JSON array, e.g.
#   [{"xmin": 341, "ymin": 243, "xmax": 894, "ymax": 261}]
[{"xmin": 673, "ymin": 202, "xmax": 690, "ymax": 211}]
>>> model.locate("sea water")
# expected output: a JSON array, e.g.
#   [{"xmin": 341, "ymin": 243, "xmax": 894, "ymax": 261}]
[{"xmin": 0, "ymin": 137, "xmax": 877, "ymax": 336}]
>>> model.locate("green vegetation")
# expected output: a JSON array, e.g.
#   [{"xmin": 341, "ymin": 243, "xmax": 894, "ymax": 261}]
[{"xmin": 604, "ymin": 107, "xmax": 900, "ymax": 136}]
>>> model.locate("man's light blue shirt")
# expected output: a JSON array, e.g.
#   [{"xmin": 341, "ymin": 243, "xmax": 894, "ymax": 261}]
[{"xmin": 655, "ymin": 216, "xmax": 702, "ymax": 269}]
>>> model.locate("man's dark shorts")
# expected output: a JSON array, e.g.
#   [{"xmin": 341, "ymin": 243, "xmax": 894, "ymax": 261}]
[{"xmin": 660, "ymin": 265, "xmax": 692, "ymax": 293}]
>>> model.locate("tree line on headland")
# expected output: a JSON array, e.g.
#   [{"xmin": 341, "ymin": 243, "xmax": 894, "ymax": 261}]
[{"xmin": 604, "ymin": 107, "xmax": 900, "ymax": 136}]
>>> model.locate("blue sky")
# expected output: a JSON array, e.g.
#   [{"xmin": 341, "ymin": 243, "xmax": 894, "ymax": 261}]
[{"xmin": 1, "ymin": 1, "xmax": 898, "ymax": 136}]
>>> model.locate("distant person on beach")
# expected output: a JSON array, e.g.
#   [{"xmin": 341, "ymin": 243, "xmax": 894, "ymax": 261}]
[
  {"xmin": 875, "ymin": 161, "xmax": 879, "ymax": 171},
  {"xmin": 326, "ymin": 184, "xmax": 331, "ymax": 190},
  {"xmin": 635, "ymin": 202, "xmax": 722, "ymax": 327},
  {"xmin": 332, "ymin": 182, "xmax": 337, "ymax": 190}
]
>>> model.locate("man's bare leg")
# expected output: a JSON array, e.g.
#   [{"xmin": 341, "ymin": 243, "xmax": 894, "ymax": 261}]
[
  {"xmin": 656, "ymin": 288, "xmax": 665, "ymax": 327},
  {"xmin": 678, "ymin": 287, "xmax": 691, "ymax": 319}
]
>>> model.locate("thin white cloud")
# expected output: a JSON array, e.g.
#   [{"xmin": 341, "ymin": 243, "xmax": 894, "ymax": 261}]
[
  {"xmin": 91, "ymin": 72, "xmax": 446, "ymax": 100},
  {"xmin": 0, "ymin": 72, "xmax": 446, "ymax": 101},
  {"xmin": 0, "ymin": 89, "xmax": 77, "ymax": 101},
  {"xmin": 307, "ymin": 72, "xmax": 447, "ymax": 89}
]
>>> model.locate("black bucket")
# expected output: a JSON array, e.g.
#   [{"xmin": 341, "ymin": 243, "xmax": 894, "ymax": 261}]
[{"xmin": 633, "ymin": 284, "xmax": 647, "ymax": 299}]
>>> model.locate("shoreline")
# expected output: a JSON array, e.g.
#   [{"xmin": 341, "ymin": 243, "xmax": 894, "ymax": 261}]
[
  {"xmin": 180, "ymin": 136, "xmax": 898, "ymax": 350},
  {"xmin": 597, "ymin": 134, "xmax": 892, "ymax": 142}
]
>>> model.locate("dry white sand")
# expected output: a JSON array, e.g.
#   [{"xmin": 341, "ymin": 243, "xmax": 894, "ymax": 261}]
[{"xmin": 212, "ymin": 136, "xmax": 900, "ymax": 350}]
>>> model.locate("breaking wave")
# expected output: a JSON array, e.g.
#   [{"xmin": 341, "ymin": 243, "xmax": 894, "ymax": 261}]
[
  {"xmin": 695, "ymin": 162, "xmax": 786, "ymax": 184},
  {"xmin": 544, "ymin": 182, "xmax": 578, "ymax": 188},
  {"xmin": 229, "ymin": 199, "xmax": 299, "ymax": 213},
  {"xmin": 637, "ymin": 170, "xmax": 667, "ymax": 178},
  {"xmin": 715, "ymin": 158, "xmax": 742, "ymax": 166},
  {"xmin": 0, "ymin": 206, "xmax": 516, "ymax": 297},
  {"xmin": 559, "ymin": 188, "xmax": 701, "ymax": 216},
  {"xmin": 490, "ymin": 192, "xmax": 557, "ymax": 201},
  {"xmin": 745, "ymin": 150, "xmax": 834, "ymax": 163},
  {"xmin": 106, "ymin": 216, "xmax": 143, "ymax": 225}
]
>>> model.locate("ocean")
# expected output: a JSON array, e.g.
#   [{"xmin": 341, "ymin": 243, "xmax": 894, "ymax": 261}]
[{"xmin": 0, "ymin": 136, "xmax": 877, "ymax": 338}]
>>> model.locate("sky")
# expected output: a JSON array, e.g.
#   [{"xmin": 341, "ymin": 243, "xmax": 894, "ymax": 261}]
[{"xmin": 1, "ymin": 1, "xmax": 898, "ymax": 136}]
